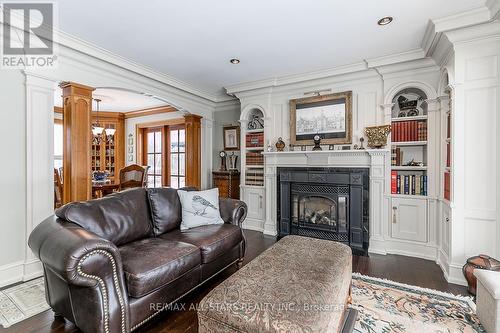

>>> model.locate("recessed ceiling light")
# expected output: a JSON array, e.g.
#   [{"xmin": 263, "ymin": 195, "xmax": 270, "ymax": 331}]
[
  {"xmin": 378, "ymin": 16, "xmax": 393, "ymax": 26},
  {"xmin": 230, "ymin": 58, "xmax": 240, "ymax": 64}
]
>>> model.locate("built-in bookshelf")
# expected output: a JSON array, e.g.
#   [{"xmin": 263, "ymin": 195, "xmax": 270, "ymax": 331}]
[
  {"xmin": 390, "ymin": 88, "xmax": 429, "ymax": 197},
  {"xmin": 243, "ymin": 109, "xmax": 265, "ymax": 187},
  {"xmin": 91, "ymin": 114, "xmax": 124, "ymax": 181},
  {"xmin": 443, "ymin": 96, "xmax": 452, "ymax": 201}
]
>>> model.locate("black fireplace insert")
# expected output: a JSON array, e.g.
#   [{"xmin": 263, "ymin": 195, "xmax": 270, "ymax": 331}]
[{"xmin": 277, "ymin": 167, "xmax": 369, "ymax": 256}]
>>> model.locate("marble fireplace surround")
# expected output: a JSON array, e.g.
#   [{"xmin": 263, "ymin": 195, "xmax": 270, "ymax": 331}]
[{"xmin": 262, "ymin": 149, "xmax": 390, "ymax": 255}]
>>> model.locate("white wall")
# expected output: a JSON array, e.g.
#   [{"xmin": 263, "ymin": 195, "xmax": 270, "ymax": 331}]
[
  {"xmin": 212, "ymin": 108, "xmax": 241, "ymax": 171},
  {"xmin": 0, "ymin": 70, "xmax": 27, "ymax": 283}
]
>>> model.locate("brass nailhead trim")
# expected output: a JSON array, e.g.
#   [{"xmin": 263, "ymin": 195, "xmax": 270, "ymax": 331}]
[{"xmin": 77, "ymin": 249, "xmax": 126, "ymax": 333}]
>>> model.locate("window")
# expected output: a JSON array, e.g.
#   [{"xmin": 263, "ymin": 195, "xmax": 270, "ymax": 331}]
[
  {"xmin": 144, "ymin": 128, "xmax": 163, "ymax": 188},
  {"xmin": 140, "ymin": 125, "xmax": 186, "ymax": 189},
  {"xmin": 54, "ymin": 121, "xmax": 63, "ymax": 170},
  {"xmin": 169, "ymin": 128, "xmax": 185, "ymax": 189}
]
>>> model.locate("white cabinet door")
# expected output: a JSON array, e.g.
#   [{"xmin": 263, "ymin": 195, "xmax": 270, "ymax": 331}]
[
  {"xmin": 441, "ymin": 204, "xmax": 451, "ymax": 256},
  {"xmin": 391, "ymin": 197, "xmax": 428, "ymax": 243},
  {"xmin": 245, "ymin": 187, "xmax": 265, "ymax": 221}
]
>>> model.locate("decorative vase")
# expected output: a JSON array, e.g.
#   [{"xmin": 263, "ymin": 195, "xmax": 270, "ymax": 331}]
[
  {"xmin": 92, "ymin": 170, "xmax": 109, "ymax": 182},
  {"xmin": 462, "ymin": 254, "xmax": 500, "ymax": 295},
  {"xmin": 364, "ymin": 125, "xmax": 392, "ymax": 149}
]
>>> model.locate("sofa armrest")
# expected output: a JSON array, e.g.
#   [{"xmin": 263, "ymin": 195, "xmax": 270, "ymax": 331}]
[
  {"xmin": 29, "ymin": 215, "xmax": 130, "ymax": 333},
  {"xmin": 219, "ymin": 198, "xmax": 247, "ymax": 228},
  {"xmin": 474, "ymin": 269, "xmax": 500, "ymax": 299}
]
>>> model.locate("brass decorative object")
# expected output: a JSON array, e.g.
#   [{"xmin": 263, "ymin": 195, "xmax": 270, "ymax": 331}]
[
  {"xmin": 275, "ymin": 137, "xmax": 285, "ymax": 152},
  {"xmin": 364, "ymin": 125, "xmax": 392, "ymax": 149}
]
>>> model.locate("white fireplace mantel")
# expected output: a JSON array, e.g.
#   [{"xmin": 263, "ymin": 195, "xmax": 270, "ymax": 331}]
[{"xmin": 261, "ymin": 149, "xmax": 390, "ymax": 255}]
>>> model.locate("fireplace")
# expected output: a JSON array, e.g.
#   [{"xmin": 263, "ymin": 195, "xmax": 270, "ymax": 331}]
[{"xmin": 278, "ymin": 167, "xmax": 369, "ymax": 256}]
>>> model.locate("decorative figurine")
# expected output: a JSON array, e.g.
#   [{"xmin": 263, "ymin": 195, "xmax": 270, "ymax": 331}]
[
  {"xmin": 312, "ymin": 134, "xmax": 322, "ymax": 151},
  {"xmin": 275, "ymin": 137, "xmax": 285, "ymax": 152},
  {"xmin": 247, "ymin": 115, "xmax": 264, "ymax": 130},
  {"xmin": 301, "ymin": 145, "xmax": 307, "ymax": 151},
  {"xmin": 228, "ymin": 152, "xmax": 238, "ymax": 170},
  {"xmin": 219, "ymin": 151, "xmax": 227, "ymax": 171},
  {"xmin": 359, "ymin": 137, "xmax": 365, "ymax": 150},
  {"xmin": 364, "ymin": 125, "xmax": 392, "ymax": 148},
  {"xmin": 266, "ymin": 140, "xmax": 273, "ymax": 152},
  {"xmin": 328, "ymin": 145, "xmax": 335, "ymax": 150}
]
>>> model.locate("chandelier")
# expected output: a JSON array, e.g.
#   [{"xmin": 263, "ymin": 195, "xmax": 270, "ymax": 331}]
[{"xmin": 92, "ymin": 98, "xmax": 116, "ymax": 138}]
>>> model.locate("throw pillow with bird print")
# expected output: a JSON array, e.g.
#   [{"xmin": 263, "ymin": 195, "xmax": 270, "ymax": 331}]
[{"xmin": 177, "ymin": 188, "xmax": 224, "ymax": 230}]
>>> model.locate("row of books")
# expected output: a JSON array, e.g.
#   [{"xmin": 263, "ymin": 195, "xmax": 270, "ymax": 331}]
[
  {"xmin": 391, "ymin": 171, "xmax": 427, "ymax": 196},
  {"xmin": 391, "ymin": 147, "xmax": 403, "ymax": 166},
  {"xmin": 444, "ymin": 172, "xmax": 451, "ymax": 201},
  {"xmin": 392, "ymin": 120, "xmax": 427, "ymax": 142},
  {"xmin": 246, "ymin": 132, "xmax": 264, "ymax": 147},
  {"xmin": 246, "ymin": 152, "xmax": 264, "ymax": 165},
  {"xmin": 246, "ymin": 168, "xmax": 264, "ymax": 186}
]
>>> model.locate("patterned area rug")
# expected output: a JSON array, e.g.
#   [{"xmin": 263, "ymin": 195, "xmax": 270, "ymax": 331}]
[
  {"xmin": 0, "ymin": 277, "xmax": 49, "ymax": 328},
  {"xmin": 351, "ymin": 273, "xmax": 485, "ymax": 333}
]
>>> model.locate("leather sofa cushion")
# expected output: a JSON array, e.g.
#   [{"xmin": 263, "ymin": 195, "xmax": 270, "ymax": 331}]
[
  {"xmin": 160, "ymin": 224, "xmax": 243, "ymax": 264},
  {"xmin": 55, "ymin": 188, "xmax": 152, "ymax": 246},
  {"xmin": 119, "ymin": 238, "xmax": 201, "ymax": 298},
  {"xmin": 147, "ymin": 188, "xmax": 182, "ymax": 235}
]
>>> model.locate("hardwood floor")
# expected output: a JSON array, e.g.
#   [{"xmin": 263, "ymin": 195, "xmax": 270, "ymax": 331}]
[{"xmin": 1, "ymin": 230, "xmax": 467, "ymax": 333}]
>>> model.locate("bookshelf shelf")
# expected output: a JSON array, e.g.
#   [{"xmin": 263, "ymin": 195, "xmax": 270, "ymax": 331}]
[
  {"xmin": 392, "ymin": 166, "xmax": 427, "ymax": 171},
  {"xmin": 391, "ymin": 115, "xmax": 428, "ymax": 122},
  {"xmin": 392, "ymin": 141, "xmax": 427, "ymax": 146},
  {"xmin": 246, "ymin": 129, "xmax": 264, "ymax": 134}
]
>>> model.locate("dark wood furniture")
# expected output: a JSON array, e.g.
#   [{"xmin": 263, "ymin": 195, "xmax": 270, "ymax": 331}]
[
  {"xmin": 212, "ymin": 170, "xmax": 240, "ymax": 199},
  {"xmin": 91, "ymin": 112, "xmax": 125, "ymax": 182},
  {"xmin": 54, "ymin": 169, "xmax": 63, "ymax": 209},
  {"xmin": 119, "ymin": 164, "xmax": 148, "ymax": 191},
  {"xmin": 92, "ymin": 180, "xmax": 120, "ymax": 198}
]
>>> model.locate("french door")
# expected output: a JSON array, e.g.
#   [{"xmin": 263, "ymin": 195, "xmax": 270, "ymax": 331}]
[{"xmin": 142, "ymin": 125, "xmax": 185, "ymax": 188}]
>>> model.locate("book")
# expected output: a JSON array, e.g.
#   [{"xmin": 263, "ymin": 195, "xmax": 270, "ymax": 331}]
[
  {"xmin": 404, "ymin": 175, "xmax": 409, "ymax": 194},
  {"xmin": 397, "ymin": 175, "xmax": 401, "ymax": 194},
  {"xmin": 391, "ymin": 171, "xmax": 397, "ymax": 194}
]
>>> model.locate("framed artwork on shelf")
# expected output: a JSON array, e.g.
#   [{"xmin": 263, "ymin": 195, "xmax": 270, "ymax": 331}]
[
  {"xmin": 223, "ymin": 125, "xmax": 240, "ymax": 151},
  {"xmin": 290, "ymin": 91, "xmax": 352, "ymax": 146}
]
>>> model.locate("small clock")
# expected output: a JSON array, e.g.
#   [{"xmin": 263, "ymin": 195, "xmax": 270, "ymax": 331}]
[
  {"xmin": 219, "ymin": 151, "xmax": 227, "ymax": 171},
  {"xmin": 312, "ymin": 134, "xmax": 322, "ymax": 151}
]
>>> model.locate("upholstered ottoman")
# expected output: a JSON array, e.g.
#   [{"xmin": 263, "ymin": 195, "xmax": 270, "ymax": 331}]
[
  {"xmin": 474, "ymin": 269, "xmax": 500, "ymax": 333},
  {"xmin": 197, "ymin": 235, "xmax": 356, "ymax": 333}
]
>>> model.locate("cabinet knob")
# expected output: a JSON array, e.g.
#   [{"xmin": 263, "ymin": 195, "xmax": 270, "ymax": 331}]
[
  {"xmin": 445, "ymin": 217, "xmax": 450, "ymax": 222},
  {"xmin": 392, "ymin": 207, "xmax": 397, "ymax": 224}
]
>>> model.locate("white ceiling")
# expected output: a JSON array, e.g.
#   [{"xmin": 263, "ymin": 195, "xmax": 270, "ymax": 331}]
[
  {"xmin": 54, "ymin": 87, "xmax": 168, "ymax": 112},
  {"xmin": 54, "ymin": 0, "xmax": 486, "ymax": 96}
]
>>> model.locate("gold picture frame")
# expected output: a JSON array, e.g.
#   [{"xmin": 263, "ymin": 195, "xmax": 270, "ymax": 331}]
[{"xmin": 290, "ymin": 91, "xmax": 352, "ymax": 146}]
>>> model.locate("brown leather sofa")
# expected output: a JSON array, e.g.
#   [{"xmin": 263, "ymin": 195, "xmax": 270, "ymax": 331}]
[{"xmin": 28, "ymin": 187, "xmax": 247, "ymax": 333}]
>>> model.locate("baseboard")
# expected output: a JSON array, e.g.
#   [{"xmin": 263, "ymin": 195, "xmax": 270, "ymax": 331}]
[
  {"xmin": 447, "ymin": 263, "xmax": 468, "ymax": 286},
  {"xmin": 0, "ymin": 259, "xmax": 43, "ymax": 288},
  {"xmin": 369, "ymin": 238, "xmax": 437, "ymax": 261},
  {"xmin": 242, "ymin": 219, "xmax": 264, "ymax": 233},
  {"xmin": 23, "ymin": 259, "xmax": 43, "ymax": 282},
  {"xmin": 0, "ymin": 260, "xmax": 25, "ymax": 287}
]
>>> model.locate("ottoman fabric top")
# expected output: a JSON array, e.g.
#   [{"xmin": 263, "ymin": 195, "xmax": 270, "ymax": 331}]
[{"xmin": 198, "ymin": 235, "xmax": 353, "ymax": 333}]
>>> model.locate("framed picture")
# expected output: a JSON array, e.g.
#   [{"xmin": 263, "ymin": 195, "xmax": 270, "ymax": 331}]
[
  {"xmin": 223, "ymin": 126, "xmax": 240, "ymax": 151},
  {"xmin": 290, "ymin": 91, "xmax": 352, "ymax": 146}
]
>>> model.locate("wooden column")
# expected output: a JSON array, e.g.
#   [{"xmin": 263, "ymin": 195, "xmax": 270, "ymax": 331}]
[
  {"xmin": 60, "ymin": 82, "xmax": 95, "ymax": 203},
  {"xmin": 184, "ymin": 114, "xmax": 202, "ymax": 189}
]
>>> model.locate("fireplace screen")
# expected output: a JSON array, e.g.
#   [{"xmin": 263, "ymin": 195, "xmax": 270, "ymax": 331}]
[{"xmin": 292, "ymin": 192, "xmax": 348, "ymax": 232}]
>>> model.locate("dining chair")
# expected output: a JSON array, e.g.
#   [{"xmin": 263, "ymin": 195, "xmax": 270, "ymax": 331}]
[
  {"xmin": 54, "ymin": 168, "xmax": 63, "ymax": 208},
  {"xmin": 119, "ymin": 164, "xmax": 148, "ymax": 191}
]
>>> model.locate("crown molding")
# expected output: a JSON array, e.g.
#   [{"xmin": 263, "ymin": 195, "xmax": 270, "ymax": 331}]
[
  {"xmin": 0, "ymin": 12, "xmax": 233, "ymax": 104},
  {"xmin": 124, "ymin": 105, "xmax": 178, "ymax": 119},
  {"xmin": 55, "ymin": 30, "xmax": 233, "ymax": 103},
  {"xmin": 365, "ymin": 49, "xmax": 425, "ymax": 68}
]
